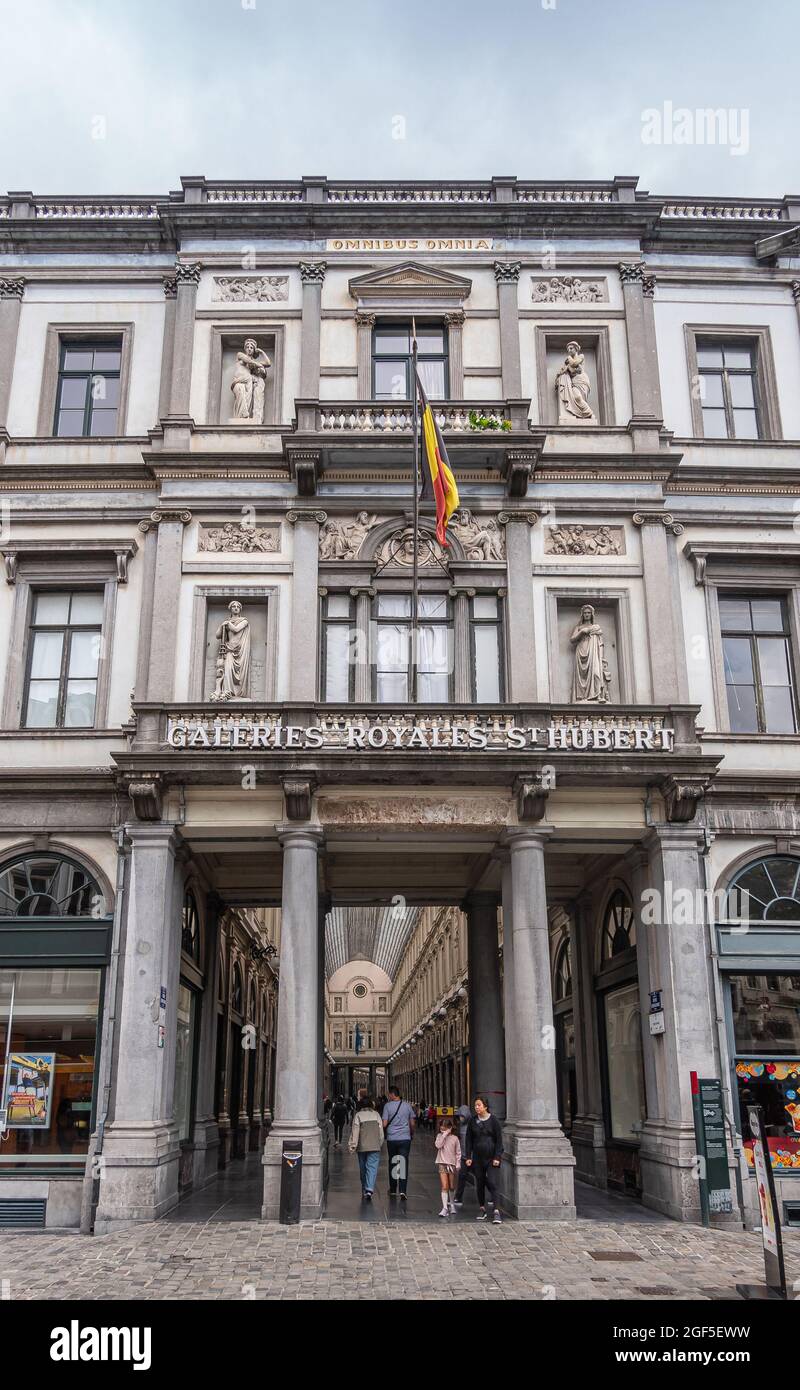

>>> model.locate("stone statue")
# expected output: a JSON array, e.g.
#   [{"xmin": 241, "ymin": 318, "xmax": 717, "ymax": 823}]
[
  {"xmin": 450, "ymin": 510, "xmax": 505, "ymax": 561},
  {"xmin": 319, "ymin": 511, "xmax": 379, "ymax": 560},
  {"xmin": 230, "ymin": 338, "xmax": 271, "ymax": 423},
  {"xmin": 570, "ymin": 604, "xmax": 611, "ymax": 703},
  {"xmin": 555, "ymin": 341, "xmax": 596, "ymax": 424},
  {"xmin": 210, "ymin": 601, "xmax": 251, "ymax": 701}
]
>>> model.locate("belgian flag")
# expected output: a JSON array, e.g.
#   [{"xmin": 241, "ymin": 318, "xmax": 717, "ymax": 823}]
[{"xmin": 416, "ymin": 371, "xmax": 460, "ymax": 546}]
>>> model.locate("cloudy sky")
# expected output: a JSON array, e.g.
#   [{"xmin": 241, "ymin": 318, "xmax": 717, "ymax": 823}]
[{"xmin": 1, "ymin": 0, "xmax": 797, "ymax": 196}]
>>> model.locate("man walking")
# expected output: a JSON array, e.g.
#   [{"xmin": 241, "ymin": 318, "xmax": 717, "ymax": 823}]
[{"xmin": 382, "ymin": 1085, "xmax": 415, "ymax": 1200}]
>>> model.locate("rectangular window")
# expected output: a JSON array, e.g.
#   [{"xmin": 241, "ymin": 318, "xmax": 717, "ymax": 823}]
[
  {"xmin": 320, "ymin": 593, "xmax": 355, "ymax": 702},
  {"xmin": 24, "ymin": 590, "xmax": 104, "ymax": 729},
  {"xmin": 695, "ymin": 338, "xmax": 762, "ymax": 440},
  {"xmin": 470, "ymin": 593, "xmax": 504, "ymax": 702},
  {"xmin": 174, "ymin": 983, "xmax": 198, "ymax": 1144},
  {"xmin": 372, "ymin": 323, "xmax": 448, "ymax": 401},
  {"xmin": 730, "ymin": 973, "xmax": 800, "ymax": 1173},
  {"xmin": 603, "ymin": 983, "xmax": 646, "ymax": 1141},
  {"xmin": 374, "ymin": 592, "xmax": 452, "ymax": 703},
  {"xmin": 719, "ymin": 594, "xmax": 797, "ymax": 734},
  {"xmin": 54, "ymin": 338, "xmax": 122, "ymax": 437}
]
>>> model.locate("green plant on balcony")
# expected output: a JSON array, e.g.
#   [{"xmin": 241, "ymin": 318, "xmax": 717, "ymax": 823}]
[{"xmin": 468, "ymin": 409, "xmax": 512, "ymax": 432}]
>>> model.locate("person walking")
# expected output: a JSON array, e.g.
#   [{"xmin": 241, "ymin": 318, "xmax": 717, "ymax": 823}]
[
  {"xmin": 348, "ymin": 1095, "xmax": 384, "ymax": 1200},
  {"xmin": 452, "ymin": 1101, "xmax": 474, "ymax": 1208},
  {"xmin": 331, "ymin": 1094, "xmax": 348, "ymax": 1148},
  {"xmin": 463, "ymin": 1095, "xmax": 503, "ymax": 1224},
  {"xmin": 434, "ymin": 1117, "xmax": 462, "ymax": 1217},
  {"xmin": 382, "ymin": 1085, "xmax": 416, "ymax": 1200}
]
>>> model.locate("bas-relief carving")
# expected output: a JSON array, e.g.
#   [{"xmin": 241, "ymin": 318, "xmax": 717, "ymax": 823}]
[
  {"xmin": 210, "ymin": 601, "xmax": 251, "ymax": 701},
  {"xmin": 319, "ymin": 512, "xmax": 382, "ymax": 560},
  {"xmin": 531, "ymin": 276, "xmax": 605, "ymax": 303},
  {"xmin": 213, "ymin": 275, "xmax": 289, "ymax": 302},
  {"xmin": 555, "ymin": 340, "xmax": 596, "ymax": 424},
  {"xmin": 199, "ymin": 522, "xmax": 279, "ymax": 553},
  {"xmin": 316, "ymin": 795, "xmax": 511, "ymax": 829},
  {"xmin": 229, "ymin": 338, "xmax": 271, "ymax": 423},
  {"xmin": 545, "ymin": 525, "xmax": 623, "ymax": 556},
  {"xmin": 570, "ymin": 604, "xmax": 611, "ymax": 703},
  {"xmin": 373, "ymin": 526, "xmax": 444, "ymax": 569},
  {"xmin": 449, "ymin": 510, "xmax": 504, "ymax": 560},
  {"xmin": 318, "ymin": 511, "xmax": 505, "ymax": 564}
]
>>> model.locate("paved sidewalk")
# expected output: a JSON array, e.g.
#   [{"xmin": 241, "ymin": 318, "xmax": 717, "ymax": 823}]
[{"xmin": 1, "ymin": 1216, "xmax": 798, "ymax": 1300}]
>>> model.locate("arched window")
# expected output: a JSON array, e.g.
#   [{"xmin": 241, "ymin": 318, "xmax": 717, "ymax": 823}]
[
  {"xmin": 181, "ymin": 889, "xmax": 201, "ymax": 961},
  {"xmin": 726, "ymin": 855, "xmax": 800, "ymax": 925},
  {"xmin": 0, "ymin": 852, "xmax": 105, "ymax": 917},
  {"xmin": 602, "ymin": 890, "xmax": 636, "ymax": 959},
  {"xmin": 554, "ymin": 937, "xmax": 572, "ymax": 1001},
  {"xmin": 231, "ymin": 963, "xmax": 243, "ymax": 1015}
]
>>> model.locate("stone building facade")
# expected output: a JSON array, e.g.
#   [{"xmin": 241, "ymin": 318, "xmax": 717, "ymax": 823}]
[{"xmin": 0, "ymin": 177, "xmax": 799, "ymax": 1229}]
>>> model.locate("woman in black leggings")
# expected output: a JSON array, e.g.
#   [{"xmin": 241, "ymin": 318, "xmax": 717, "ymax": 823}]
[{"xmin": 463, "ymin": 1095, "xmax": 503, "ymax": 1224}]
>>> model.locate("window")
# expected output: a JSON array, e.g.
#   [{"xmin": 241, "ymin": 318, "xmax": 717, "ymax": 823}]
[
  {"xmin": 24, "ymin": 591, "xmax": 103, "ymax": 729},
  {"xmin": 470, "ymin": 594, "xmax": 504, "ymax": 702},
  {"xmin": 321, "ymin": 593, "xmax": 355, "ymax": 701},
  {"xmin": 603, "ymin": 983, "xmax": 646, "ymax": 1141},
  {"xmin": 696, "ymin": 339, "xmax": 759, "ymax": 440},
  {"xmin": 554, "ymin": 938, "xmax": 572, "ymax": 1002},
  {"xmin": 726, "ymin": 855, "xmax": 800, "ymax": 926},
  {"xmin": 601, "ymin": 890, "xmax": 636, "ymax": 959},
  {"xmin": 719, "ymin": 595, "xmax": 796, "ymax": 734},
  {"xmin": 730, "ymin": 973, "xmax": 800, "ymax": 1172},
  {"xmin": 374, "ymin": 592, "xmax": 452, "ymax": 702},
  {"xmin": 181, "ymin": 891, "xmax": 201, "ymax": 963},
  {"xmin": 372, "ymin": 323, "xmax": 448, "ymax": 401},
  {"xmin": 0, "ymin": 853, "xmax": 104, "ymax": 917},
  {"xmin": 54, "ymin": 338, "xmax": 122, "ymax": 437},
  {"xmin": 174, "ymin": 983, "xmax": 198, "ymax": 1144}
]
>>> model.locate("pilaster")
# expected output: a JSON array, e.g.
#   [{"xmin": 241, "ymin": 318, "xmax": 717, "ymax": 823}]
[
  {"xmin": 0, "ymin": 276, "xmax": 25, "ymax": 458},
  {"xmin": 499, "ymin": 510, "xmax": 538, "ymax": 701},
  {"xmin": 287, "ymin": 510, "xmax": 326, "ymax": 699},
  {"xmin": 494, "ymin": 261, "xmax": 522, "ymax": 398},
  {"xmin": 619, "ymin": 261, "xmax": 663, "ymax": 450},
  {"xmin": 299, "ymin": 261, "xmax": 326, "ymax": 398}
]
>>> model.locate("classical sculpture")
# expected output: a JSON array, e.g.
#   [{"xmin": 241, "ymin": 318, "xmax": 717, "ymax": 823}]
[
  {"xmin": 532, "ymin": 276, "xmax": 603, "ymax": 304},
  {"xmin": 450, "ymin": 510, "xmax": 505, "ymax": 561},
  {"xmin": 210, "ymin": 601, "xmax": 251, "ymax": 701},
  {"xmin": 200, "ymin": 522, "xmax": 278, "ymax": 554},
  {"xmin": 230, "ymin": 338, "xmax": 271, "ymax": 423},
  {"xmin": 545, "ymin": 524, "xmax": 622, "ymax": 556},
  {"xmin": 319, "ymin": 512, "xmax": 379, "ymax": 560},
  {"xmin": 555, "ymin": 341, "xmax": 596, "ymax": 424},
  {"xmin": 213, "ymin": 275, "xmax": 288, "ymax": 303},
  {"xmin": 570, "ymin": 604, "xmax": 611, "ymax": 703}
]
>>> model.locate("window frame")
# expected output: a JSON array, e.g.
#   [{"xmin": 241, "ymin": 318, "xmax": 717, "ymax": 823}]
[
  {"xmin": 703, "ymin": 571, "xmax": 800, "ymax": 737},
  {"xmin": 53, "ymin": 337, "xmax": 123, "ymax": 439},
  {"xmin": 371, "ymin": 320, "xmax": 449, "ymax": 402},
  {"xmin": 684, "ymin": 325, "xmax": 781, "ymax": 442},
  {"xmin": 37, "ymin": 324, "xmax": 134, "ymax": 439},
  {"xmin": 468, "ymin": 591, "xmax": 506, "ymax": 702},
  {"xmin": 719, "ymin": 592, "xmax": 798, "ymax": 735},
  {"xmin": 22, "ymin": 588, "xmax": 104, "ymax": 731},
  {"xmin": 319, "ymin": 590, "xmax": 356, "ymax": 702},
  {"xmin": 371, "ymin": 585, "xmax": 454, "ymax": 704}
]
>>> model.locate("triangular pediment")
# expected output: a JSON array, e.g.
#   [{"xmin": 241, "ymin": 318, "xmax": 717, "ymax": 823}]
[{"xmin": 349, "ymin": 260, "xmax": 471, "ymax": 306}]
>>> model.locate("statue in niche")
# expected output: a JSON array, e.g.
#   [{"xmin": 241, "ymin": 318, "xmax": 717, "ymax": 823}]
[
  {"xmin": 570, "ymin": 604, "xmax": 611, "ymax": 703},
  {"xmin": 210, "ymin": 601, "xmax": 251, "ymax": 701},
  {"xmin": 555, "ymin": 340, "xmax": 596, "ymax": 424},
  {"xmin": 230, "ymin": 338, "xmax": 271, "ymax": 423}
]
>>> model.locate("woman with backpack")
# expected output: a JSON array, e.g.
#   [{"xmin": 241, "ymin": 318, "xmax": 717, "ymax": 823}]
[
  {"xmin": 348, "ymin": 1095, "xmax": 384, "ymax": 1200},
  {"xmin": 463, "ymin": 1095, "xmax": 503, "ymax": 1224}
]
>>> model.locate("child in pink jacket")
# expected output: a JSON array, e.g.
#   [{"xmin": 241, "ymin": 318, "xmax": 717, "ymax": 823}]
[{"xmin": 435, "ymin": 1117, "xmax": 462, "ymax": 1216}]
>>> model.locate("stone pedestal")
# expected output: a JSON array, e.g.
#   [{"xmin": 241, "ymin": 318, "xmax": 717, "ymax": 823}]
[
  {"xmin": 95, "ymin": 826, "xmax": 182, "ymax": 1231},
  {"xmin": 466, "ymin": 893, "xmax": 506, "ymax": 1118},
  {"xmin": 262, "ymin": 828, "xmax": 326, "ymax": 1219},
  {"xmin": 500, "ymin": 829, "xmax": 576, "ymax": 1219}
]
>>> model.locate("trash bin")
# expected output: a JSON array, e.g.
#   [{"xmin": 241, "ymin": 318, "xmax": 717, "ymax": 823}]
[{"xmin": 279, "ymin": 1139, "xmax": 303, "ymax": 1224}]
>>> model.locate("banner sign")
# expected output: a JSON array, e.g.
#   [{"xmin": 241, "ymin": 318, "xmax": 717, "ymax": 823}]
[
  {"xmin": 693, "ymin": 1075, "xmax": 734, "ymax": 1216},
  {"xmin": 747, "ymin": 1104, "xmax": 787, "ymax": 1299},
  {"xmin": 166, "ymin": 713, "xmax": 675, "ymax": 754}
]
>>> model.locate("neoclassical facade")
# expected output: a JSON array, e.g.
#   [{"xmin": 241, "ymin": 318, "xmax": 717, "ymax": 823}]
[{"xmin": 0, "ymin": 177, "xmax": 799, "ymax": 1228}]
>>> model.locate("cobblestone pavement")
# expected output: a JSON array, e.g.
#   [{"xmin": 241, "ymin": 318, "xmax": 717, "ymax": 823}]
[{"xmin": 1, "ymin": 1218, "xmax": 799, "ymax": 1300}]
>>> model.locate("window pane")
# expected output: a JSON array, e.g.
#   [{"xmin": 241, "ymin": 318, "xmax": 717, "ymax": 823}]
[
  {"xmin": 324, "ymin": 623, "xmax": 351, "ymax": 701},
  {"xmin": 722, "ymin": 635, "xmax": 754, "ymax": 684},
  {"xmin": 30, "ymin": 630, "xmax": 64, "ymax": 679},
  {"xmin": 326, "ymin": 595, "xmax": 351, "ymax": 619},
  {"xmin": 701, "ymin": 407, "xmax": 729, "ymax": 438},
  {"xmin": 61, "ymin": 347, "xmax": 94, "ymax": 371},
  {"xmin": 719, "ymin": 597, "xmax": 751, "ymax": 632},
  {"xmin": 416, "ymin": 327, "xmax": 445, "ymax": 352},
  {"xmin": 603, "ymin": 984, "xmax": 646, "ymax": 1141},
  {"xmin": 731, "ymin": 973, "xmax": 800, "ymax": 1052},
  {"xmin": 373, "ymin": 329, "xmax": 409, "ymax": 355},
  {"xmin": 762, "ymin": 685, "xmax": 796, "ymax": 734},
  {"xmin": 699, "ymin": 372, "xmax": 724, "ymax": 407},
  {"xmin": 723, "ymin": 345, "xmax": 754, "ymax": 369},
  {"xmin": 418, "ymin": 359, "xmax": 445, "ymax": 397},
  {"xmin": 90, "ymin": 374, "xmax": 120, "ymax": 408},
  {"xmin": 377, "ymin": 623, "xmax": 409, "ymax": 671},
  {"xmin": 417, "ymin": 671, "xmax": 449, "ymax": 702},
  {"xmin": 417, "ymin": 624, "xmax": 450, "ymax": 674},
  {"xmin": 473, "ymin": 595, "xmax": 498, "ymax": 620},
  {"xmin": 750, "ymin": 599, "xmax": 784, "ymax": 633},
  {"xmin": 727, "ymin": 684, "xmax": 759, "ymax": 733},
  {"xmin": 59, "ymin": 377, "xmax": 88, "ymax": 408},
  {"xmin": 696, "ymin": 344, "xmax": 724, "ymax": 368},
  {"xmin": 64, "ymin": 679, "xmax": 97, "ymax": 727},
  {"xmin": 733, "ymin": 409, "xmax": 759, "ymax": 439},
  {"xmin": 69, "ymin": 592, "xmax": 104, "ymax": 624},
  {"xmin": 729, "ymin": 374, "xmax": 756, "ymax": 408},
  {"xmin": 91, "ymin": 347, "xmax": 121, "ymax": 371},
  {"xmin": 25, "ymin": 680, "xmax": 59, "ymax": 727},
  {"xmin": 174, "ymin": 984, "xmax": 197, "ymax": 1144},
  {"xmin": 68, "ymin": 630, "xmax": 101, "ymax": 679},
  {"xmin": 56, "ymin": 409, "xmax": 86, "ymax": 437},
  {"xmin": 88, "ymin": 409, "xmax": 118, "ymax": 437},
  {"xmin": 757, "ymin": 636, "xmax": 790, "ymax": 686},
  {"xmin": 35, "ymin": 593, "xmax": 70, "ymax": 624},
  {"xmin": 418, "ymin": 593, "xmax": 448, "ymax": 619},
  {"xmin": 374, "ymin": 359, "xmax": 408, "ymax": 399},
  {"xmin": 473, "ymin": 624, "xmax": 501, "ymax": 702},
  {"xmin": 376, "ymin": 671, "xmax": 408, "ymax": 702},
  {"xmin": 377, "ymin": 594, "xmax": 410, "ymax": 617}
]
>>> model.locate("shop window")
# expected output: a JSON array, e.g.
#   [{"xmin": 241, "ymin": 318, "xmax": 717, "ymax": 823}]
[
  {"xmin": 54, "ymin": 337, "xmax": 122, "ymax": 437},
  {"xmin": 320, "ymin": 593, "xmax": 356, "ymax": 702},
  {"xmin": 601, "ymin": 889, "xmax": 636, "ymax": 959},
  {"xmin": 725, "ymin": 855, "xmax": 800, "ymax": 926},
  {"xmin": 0, "ymin": 967, "xmax": 102, "ymax": 1160},
  {"xmin": 23, "ymin": 590, "xmax": 104, "ymax": 729},
  {"xmin": 603, "ymin": 983, "xmax": 646, "ymax": 1141},
  {"xmin": 0, "ymin": 853, "xmax": 104, "ymax": 918},
  {"xmin": 719, "ymin": 595, "xmax": 796, "ymax": 734},
  {"xmin": 556, "ymin": 1011, "xmax": 576, "ymax": 1135},
  {"xmin": 730, "ymin": 973, "xmax": 800, "ymax": 1172},
  {"xmin": 372, "ymin": 322, "xmax": 448, "ymax": 401},
  {"xmin": 181, "ymin": 890, "xmax": 201, "ymax": 963}
]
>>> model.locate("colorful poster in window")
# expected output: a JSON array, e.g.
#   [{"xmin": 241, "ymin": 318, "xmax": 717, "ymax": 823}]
[
  {"xmin": 3, "ymin": 1052, "xmax": 55, "ymax": 1129},
  {"xmin": 737, "ymin": 1059, "xmax": 800, "ymax": 1170}
]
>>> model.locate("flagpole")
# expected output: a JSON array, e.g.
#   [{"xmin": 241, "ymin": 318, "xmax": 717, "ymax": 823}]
[{"xmin": 411, "ymin": 319, "xmax": 419, "ymax": 703}]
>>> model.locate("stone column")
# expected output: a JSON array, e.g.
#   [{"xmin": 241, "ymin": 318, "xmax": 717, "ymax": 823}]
[
  {"xmin": 638, "ymin": 825, "xmax": 739, "ymax": 1223},
  {"xmin": 499, "ymin": 511, "xmax": 538, "ymax": 701},
  {"xmin": 189, "ymin": 892, "xmax": 222, "ymax": 1188},
  {"xmin": 157, "ymin": 273, "xmax": 178, "ymax": 421},
  {"xmin": 287, "ymin": 510, "xmax": 326, "ymax": 700},
  {"xmin": 568, "ymin": 897, "xmax": 607, "ymax": 1187},
  {"xmin": 317, "ymin": 896, "xmax": 328, "ymax": 1122},
  {"xmin": 355, "ymin": 312, "xmax": 375, "ymax": 399},
  {"xmin": 445, "ymin": 310, "xmax": 465, "ymax": 398},
  {"xmin": 465, "ymin": 894, "xmax": 506, "ymax": 1118},
  {"xmin": 0, "ymin": 277, "xmax": 24, "ymax": 457},
  {"xmin": 494, "ymin": 261, "xmax": 522, "ymax": 398},
  {"xmin": 633, "ymin": 511, "xmax": 688, "ymax": 703},
  {"xmin": 619, "ymin": 261, "xmax": 663, "ymax": 450},
  {"xmin": 95, "ymin": 825, "xmax": 182, "ymax": 1231},
  {"xmin": 165, "ymin": 261, "xmax": 200, "ymax": 445},
  {"xmin": 352, "ymin": 585, "xmax": 374, "ymax": 702},
  {"xmin": 500, "ymin": 853, "xmax": 517, "ymax": 1120},
  {"xmin": 299, "ymin": 261, "xmax": 326, "ymax": 398},
  {"xmin": 452, "ymin": 588, "xmax": 471, "ymax": 702},
  {"xmin": 500, "ymin": 828, "xmax": 576, "ymax": 1219},
  {"xmin": 144, "ymin": 510, "xmax": 192, "ymax": 703},
  {"xmin": 262, "ymin": 828, "xmax": 326, "ymax": 1219}
]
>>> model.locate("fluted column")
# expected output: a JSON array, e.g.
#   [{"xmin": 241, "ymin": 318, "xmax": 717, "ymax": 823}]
[
  {"xmin": 466, "ymin": 894, "xmax": 505, "ymax": 1118},
  {"xmin": 0, "ymin": 277, "xmax": 24, "ymax": 455},
  {"xmin": 299, "ymin": 261, "xmax": 326, "ymax": 398},
  {"xmin": 355, "ymin": 311, "xmax": 375, "ymax": 399},
  {"xmin": 499, "ymin": 511, "xmax": 538, "ymax": 700},
  {"xmin": 288, "ymin": 509, "xmax": 326, "ymax": 699},
  {"xmin": 619, "ymin": 260, "xmax": 663, "ymax": 449},
  {"xmin": 352, "ymin": 585, "xmax": 374, "ymax": 702},
  {"xmin": 494, "ymin": 261, "xmax": 522, "ymax": 397},
  {"xmin": 445, "ymin": 310, "xmax": 465, "ymax": 398}
]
